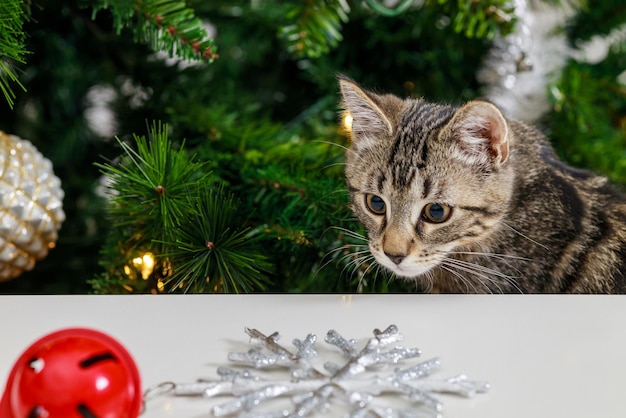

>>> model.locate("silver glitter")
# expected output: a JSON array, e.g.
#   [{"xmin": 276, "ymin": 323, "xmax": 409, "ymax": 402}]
[{"xmin": 148, "ymin": 325, "xmax": 489, "ymax": 417}]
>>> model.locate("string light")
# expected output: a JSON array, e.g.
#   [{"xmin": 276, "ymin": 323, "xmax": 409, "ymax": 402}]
[
  {"xmin": 342, "ymin": 111, "xmax": 353, "ymax": 132},
  {"xmin": 125, "ymin": 252, "xmax": 156, "ymax": 280}
]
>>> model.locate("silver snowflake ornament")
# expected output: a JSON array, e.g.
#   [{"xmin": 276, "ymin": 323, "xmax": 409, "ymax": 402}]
[{"xmin": 148, "ymin": 325, "xmax": 488, "ymax": 417}]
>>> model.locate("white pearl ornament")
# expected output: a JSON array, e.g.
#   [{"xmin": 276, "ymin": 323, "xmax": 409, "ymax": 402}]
[{"xmin": 0, "ymin": 131, "xmax": 65, "ymax": 280}]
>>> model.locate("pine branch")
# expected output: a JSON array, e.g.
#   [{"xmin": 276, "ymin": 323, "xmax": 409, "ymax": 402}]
[
  {"xmin": 96, "ymin": 121, "xmax": 211, "ymax": 243},
  {"xmin": 277, "ymin": 0, "xmax": 514, "ymax": 60},
  {"xmin": 279, "ymin": 0, "xmax": 350, "ymax": 59},
  {"xmin": 91, "ymin": 0, "xmax": 218, "ymax": 62},
  {"xmin": 94, "ymin": 121, "xmax": 211, "ymax": 293},
  {"xmin": 362, "ymin": 0, "xmax": 517, "ymax": 38},
  {"xmin": 0, "ymin": 0, "xmax": 28, "ymax": 109},
  {"xmin": 160, "ymin": 186, "xmax": 271, "ymax": 294},
  {"xmin": 363, "ymin": 0, "xmax": 415, "ymax": 17},
  {"xmin": 548, "ymin": 52, "xmax": 626, "ymax": 184},
  {"xmin": 94, "ymin": 122, "xmax": 269, "ymax": 293},
  {"xmin": 429, "ymin": 0, "xmax": 517, "ymax": 39}
]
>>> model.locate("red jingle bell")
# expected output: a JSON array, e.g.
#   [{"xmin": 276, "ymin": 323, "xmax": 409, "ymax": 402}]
[{"xmin": 0, "ymin": 328, "xmax": 142, "ymax": 418}]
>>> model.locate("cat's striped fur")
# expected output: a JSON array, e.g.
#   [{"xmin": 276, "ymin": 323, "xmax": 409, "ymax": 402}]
[{"xmin": 339, "ymin": 75, "xmax": 626, "ymax": 293}]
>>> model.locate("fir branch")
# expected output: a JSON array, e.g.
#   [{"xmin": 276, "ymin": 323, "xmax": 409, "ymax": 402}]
[
  {"xmin": 161, "ymin": 186, "xmax": 271, "ymax": 294},
  {"xmin": 364, "ymin": 0, "xmax": 414, "ymax": 17},
  {"xmin": 358, "ymin": 0, "xmax": 516, "ymax": 38},
  {"xmin": 96, "ymin": 121, "xmax": 211, "ymax": 244},
  {"xmin": 548, "ymin": 55, "xmax": 626, "ymax": 183},
  {"xmin": 279, "ymin": 0, "xmax": 350, "ymax": 59},
  {"xmin": 91, "ymin": 0, "xmax": 218, "ymax": 62},
  {"xmin": 429, "ymin": 0, "xmax": 516, "ymax": 39},
  {"xmin": 0, "ymin": 0, "xmax": 29, "ymax": 109},
  {"xmin": 94, "ymin": 119, "xmax": 272, "ymax": 294}
]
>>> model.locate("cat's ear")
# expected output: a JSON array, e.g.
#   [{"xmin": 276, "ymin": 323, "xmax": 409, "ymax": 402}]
[
  {"xmin": 444, "ymin": 100, "xmax": 509, "ymax": 167},
  {"xmin": 338, "ymin": 76, "xmax": 395, "ymax": 140}
]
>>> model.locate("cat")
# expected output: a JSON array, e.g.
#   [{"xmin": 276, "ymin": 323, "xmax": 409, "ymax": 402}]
[{"xmin": 338, "ymin": 75, "xmax": 626, "ymax": 293}]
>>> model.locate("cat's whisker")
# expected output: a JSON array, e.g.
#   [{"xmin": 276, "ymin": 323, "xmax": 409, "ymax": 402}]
[
  {"xmin": 360, "ymin": 255, "xmax": 379, "ymax": 278},
  {"xmin": 418, "ymin": 274, "xmax": 430, "ymax": 293},
  {"xmin": 442, "ymin": 261, "xmax": 501, "ymax": 294},
  {"xmin": 446, "ymin": 251, "xmax": 531, "ymax": 262},
  {"xmin": 445, "ymin": 257, "xmax": 521, "ymax": 280},
  {"xmin": 421, "ymin": 272, "xmax": 430, "ymax": 293},
  {"xmin": 316, "ymin": 223, "xmax": 370, "ymax": 282},
  {"xmin": 342, "ymin": 251, "xmax": 374, "ymax": 279},
  {"xmin": 312, "ymin": 139, "xmax": 371, "ymax": 166},
  {"xmin": 435, "ymin": 249, "xmax": 527, "ymax": 284},
  {"xmin": 323, "ymin": 225, "xmax": 369, "ymax": 243},
  {"xmin": 500, "ymin": 221, "xmax": 550, "ymax": 251},
  {"xmin": 367, "ymin": 260, "xmax": 393, "ymax": 293},
  {"xmin": 325, "ymin": 188, "xmax": 351, "ymax": 198},
  {"xmin": 343, "ymin": 249, "xmax": 372, "ymax": 263},
  {"xmin": 344, "ymin": 146, "xmax": 369, "ymax": 165},
  {"xmin": 440, "ymin": 265, "xmax": 480, "ymax": 293},
  {"xmin": 335, "ymin": 250, "xmax": 372, "ymax": 278},
  {"xmin": 450, "ymin": 259, "xmax": 521, "ymax": 291},
  {"xmin": 352, "ymin": 255, "xmax": 378, "ymax": 292},
  {"xmin": 312, "ymin": 139, "xmax": 351, "ymax": 152},
  {"xmin": 340, "ymin": 258, "xmax": 361, "ymax": 285},
  {"xmin": 442, "ymin": 257, "xmax": 524, "ymax": 294},
  {"xmin": 317, "ymin": 244, "xmax": 368, "ymax": 275},
  {"xmin": 381, "ymin": 266, "xmax": 395, "ymax": 288},
  {"xmin": 442, "ymin": 258, "xmax": 492, "ymax": 293},
  {"xmin": 320, "ymin": 240, "xmax": 367, "ymax": 256},
  {"xmin": 357, "ymin": 271, "xmax": 369, "ymax": 293},
  {"xmin": 321, "ymin": 161, "xmax": 347, "ymax": 171}
]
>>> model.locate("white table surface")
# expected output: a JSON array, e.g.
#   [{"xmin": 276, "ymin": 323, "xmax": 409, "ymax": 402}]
[{"xmin": 0, "ymin": 294, "xmax": 624, "ymax": 417}]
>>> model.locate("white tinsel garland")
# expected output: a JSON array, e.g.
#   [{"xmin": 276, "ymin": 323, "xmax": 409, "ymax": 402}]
[
  {"xmin": 480, "ymin": 0, "xmax": 626, "ymax": 123},
  {"xmin": 478, "ymin": 0, "xmax": 575, "ymax": 122}
]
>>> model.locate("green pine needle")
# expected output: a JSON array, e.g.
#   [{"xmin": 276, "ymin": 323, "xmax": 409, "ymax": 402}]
[
  {"xmin": 91, "ymin": 0, "xmax": 218, "ymax": 62},
  {"xmin": 429, "ymin": 0, "xmax": 516, "ymax": 39},
  {"xmin": 0, "ymin": 0, "xmax": 29, "ymax": 109},
  {"xmin": 161, "ymin": 186, "xmax": 271, "ymax": 293},
  {"xmin": 279, "ymin": 0, "xmax": 350, "ymax": 59},
  {"xmin": 96, "ymin": 121, "xmax": 211, "ymax": 244},
  {"xmin": 97, "ymin": 122, "xmax": 269, "ymax": 293}
]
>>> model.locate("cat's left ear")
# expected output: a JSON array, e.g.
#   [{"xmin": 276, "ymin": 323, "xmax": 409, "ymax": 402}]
[{"xmin": 444, "ymin": 100, "xmax": 509, "ymax": 167}]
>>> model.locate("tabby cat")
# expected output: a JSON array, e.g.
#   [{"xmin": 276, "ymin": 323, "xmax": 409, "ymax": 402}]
[{"xmin": 338, "ymin": 75, "xmax": 626, "ymax": 293}]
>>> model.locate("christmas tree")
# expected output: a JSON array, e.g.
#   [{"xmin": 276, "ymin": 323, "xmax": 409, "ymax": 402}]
[{"xmin": 0, "ymin": 0, "xmax": 624, "ymax": 293}]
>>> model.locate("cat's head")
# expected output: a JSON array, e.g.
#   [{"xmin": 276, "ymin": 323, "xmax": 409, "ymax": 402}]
[{"xmin": 338, "ymin": 76, "xmax": 515, "ymax": 281}]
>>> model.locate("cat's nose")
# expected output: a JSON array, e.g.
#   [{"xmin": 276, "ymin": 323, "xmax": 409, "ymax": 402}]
[{"xmin": 385, "ymin": 252, "xmax": 406, "ymax": 265}]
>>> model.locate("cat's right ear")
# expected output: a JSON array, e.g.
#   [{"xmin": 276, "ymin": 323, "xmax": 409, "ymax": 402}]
[{"xmin": 338, "ymin": 76, "xmax": 394, "ymax": 144}]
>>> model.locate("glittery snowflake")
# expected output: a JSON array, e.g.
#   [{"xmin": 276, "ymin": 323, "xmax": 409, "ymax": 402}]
[{"xmin": 155, "ymin": 325, "xmax": 488, "ymax": 417}]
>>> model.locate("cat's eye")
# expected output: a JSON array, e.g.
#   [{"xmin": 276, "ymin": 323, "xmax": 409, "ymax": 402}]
[
  {"xmin": 422, "ymin": 203, "xmax": 452, "ymax": 223},
  {"xmin": 365, "ymin": 194, "xmax": 386, "ymax": 215}
]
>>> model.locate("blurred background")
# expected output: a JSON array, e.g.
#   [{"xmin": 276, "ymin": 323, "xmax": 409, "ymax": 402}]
[{"xmin": 0, "ymin": 0, "xmax": 624, "ymax": 293}]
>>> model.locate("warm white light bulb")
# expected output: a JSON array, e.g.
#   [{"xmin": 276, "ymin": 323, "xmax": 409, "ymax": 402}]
[
  {"xmin": 343, "ymin": 112, "xmax": 353, "ymax": 132},
  {"xmin": 130, "ymin": 252, "xmax": 156, "ymax": 280}
]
